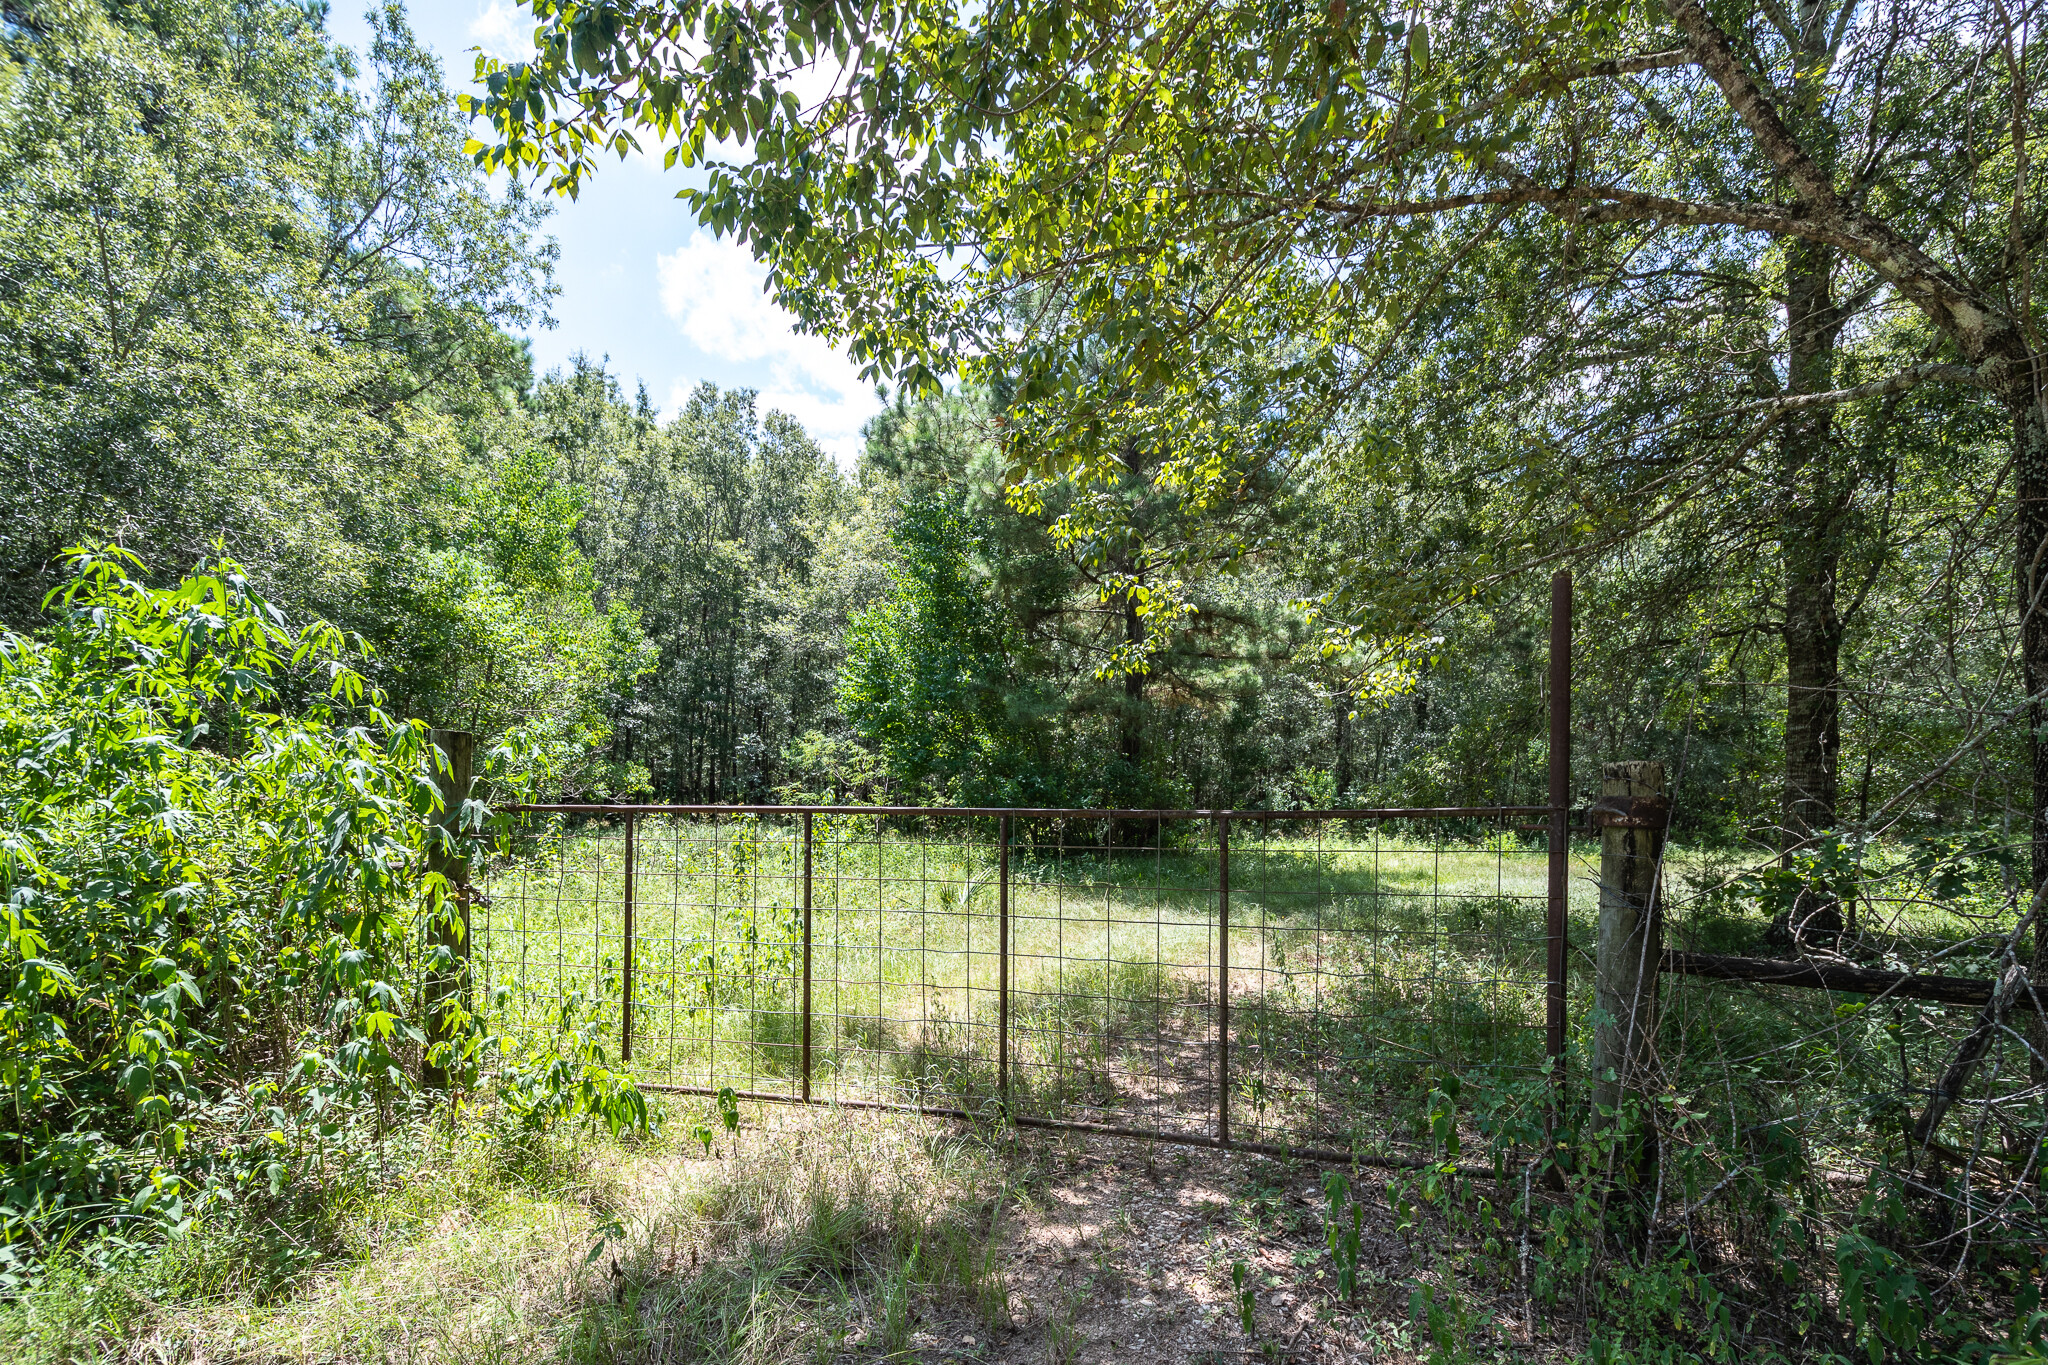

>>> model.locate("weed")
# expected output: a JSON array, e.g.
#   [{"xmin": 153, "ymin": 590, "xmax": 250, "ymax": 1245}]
[
  {"xmin": 1044, "ymin": 1283, "xmax": 1086, "ymax": 1364},
  {"xmin": 1410, "ymin": 1280, "xmax": 1473, "ymax": 1365},
  {"xmin": 1232, "ymin": 1258, "xmax": 1256, "ymax": 1336},
  {"xmin": 1322, "ymin": 1170, "xmax": 1363, "ymax": 1299},
  {"xmin": 880, "ymin": 1234, "xmax": 918, "ymax": 1352}
]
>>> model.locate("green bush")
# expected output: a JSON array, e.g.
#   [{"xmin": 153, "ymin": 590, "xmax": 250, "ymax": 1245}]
[{"xmin": 0, "ymin": 547, "xmax": 643, "ymax": 1279}]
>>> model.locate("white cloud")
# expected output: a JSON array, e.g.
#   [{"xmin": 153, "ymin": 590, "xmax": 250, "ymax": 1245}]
[
  {"xmin": 656, "ymin": 232, "xmax": 880, "ymax": 464},
  {"xmin": 467, "ymin": 1, "xmax": 533, "ymax": 62}
]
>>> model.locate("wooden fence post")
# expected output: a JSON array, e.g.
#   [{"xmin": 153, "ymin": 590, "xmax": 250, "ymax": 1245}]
[
  {"xmin": 1591, "ymin": 761, "xmax": 1666, "ymax": 1129},
  {"xmin": 422, "ymin": 728, "xmax": 475, "ymax": 1090}
]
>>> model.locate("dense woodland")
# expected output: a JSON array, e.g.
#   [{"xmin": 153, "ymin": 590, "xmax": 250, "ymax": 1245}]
[
  {"xmin": 3, "ymin": 0, "xmax": 2047, "ymax": 1358},
  {"xmin": 0, "ymin": 0, "xmax": 2022, "ymax": 839}
]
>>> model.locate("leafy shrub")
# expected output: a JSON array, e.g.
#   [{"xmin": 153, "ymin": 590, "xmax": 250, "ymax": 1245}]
[{"xmin": 0, "ymin": 547, "xmax": 644, "ymax": 1275}]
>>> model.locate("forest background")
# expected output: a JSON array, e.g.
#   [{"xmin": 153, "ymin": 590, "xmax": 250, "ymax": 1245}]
[{"xmin": 6, "ymin": 0, "xmax": 2013, "ymax": 843}]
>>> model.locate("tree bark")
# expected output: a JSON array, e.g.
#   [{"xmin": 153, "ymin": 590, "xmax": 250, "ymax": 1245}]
[
  {"xmin": 2012, "ymin": 396, "xmax": 2048, "ymax": 1009},
  {"xmin": 1774, "ymin": 3, "xmax": 1850, "ymax": 859},
  {"xmin": 1779, "ymin": 234, "xmax": 1845, "ymax": 851},
  {"xmin": 1113, "ymin": 433, "xmax": 1152, "ymax": 828},
  {"xmin": 1117, "ymin": 588, "xmax": 1149, "ymax": 845},
  {"xmin": 1121, "ymin": 591, "xmax": 1145, "ymax": 773}
]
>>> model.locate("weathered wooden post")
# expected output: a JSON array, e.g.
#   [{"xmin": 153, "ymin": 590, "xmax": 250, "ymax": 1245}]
[
  {"xmin": 422, "ymin": 728, "xmax": 475, "ymax": 1090},
  {"xmin": 1591, "ymin": 761, "xmax": 1667, "ymax": 1127}
]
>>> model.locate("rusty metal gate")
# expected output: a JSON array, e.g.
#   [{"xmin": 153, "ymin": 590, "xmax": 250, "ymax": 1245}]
[{"xmin": 473, "ymin": 801, "xmax": 1576, "ymax": 1164}]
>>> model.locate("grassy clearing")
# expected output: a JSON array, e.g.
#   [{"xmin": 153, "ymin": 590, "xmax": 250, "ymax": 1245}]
[{"xmin": 11, "ymin": 824, "xmax": 2037, "ymax": 1364}]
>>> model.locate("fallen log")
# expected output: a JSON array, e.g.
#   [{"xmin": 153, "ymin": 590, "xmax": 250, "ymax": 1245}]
[{"xmin": 1660, "ymin": 951, "xmax": 2039, "ymax": 1012}]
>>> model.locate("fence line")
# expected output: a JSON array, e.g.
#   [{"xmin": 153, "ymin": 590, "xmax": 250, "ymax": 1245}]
[{"xmin": 475, "ymin": 803, "xmax": 1578, "ymax": 1166}]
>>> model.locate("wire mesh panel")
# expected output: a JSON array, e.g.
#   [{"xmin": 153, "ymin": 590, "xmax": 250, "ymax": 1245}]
[
  {"xmin": 472, "ymin": 815, "xmax": 631, "ymax": 1056},
  {"xmin": 1225, "ymin": 815, "xmax": 1550, "ymax": 1153},
  {"xmin": 475, "ymin": 804, "xmax": 1558, "ymax": 1159},
  {"xmin": 1004, "ymin": 815, "xmax": 1223, "ymax": 1139},
  {"xmin": 628, "ymin": 814, "xmax": 806, "ymax": 1096},
  {"xmin": 805, "ymin": 813, "xmax": 1002, "ymax": 1111}
]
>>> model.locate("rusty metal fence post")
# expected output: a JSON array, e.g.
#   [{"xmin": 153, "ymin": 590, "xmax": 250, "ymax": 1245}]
[
  {"xmin": 801, "ymin": 811, "xmax": 814, "ymax": 1102},
  {"xmin": 622, "ymin": 811, "xmax": 636, "ymax": 1063},
  {"xmin": 1217, "ymin": 813, "xmax": 1232, "ymax": 1147},
  {"xmin": 1547, "ymin": 571, "xmax": 1573, "ymax": 1099},
  {"xmin": 997, "ymin": 813, "xmax": 1011, "ymax": 1107}
]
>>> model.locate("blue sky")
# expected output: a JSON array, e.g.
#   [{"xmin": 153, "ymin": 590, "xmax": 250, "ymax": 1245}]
[{"xmin": 327, "ymin": 1, "xmax": 884, "ymax": 462}]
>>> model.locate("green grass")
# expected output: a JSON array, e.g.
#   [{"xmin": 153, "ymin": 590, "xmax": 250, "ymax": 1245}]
[{"xmin": 476, "ymin": 816, "xmax": 1606, "ymax": 1154}]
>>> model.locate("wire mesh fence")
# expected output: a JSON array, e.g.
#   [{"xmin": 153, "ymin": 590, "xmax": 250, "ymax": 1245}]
[{"xmin": 473, "ymin": 804, "xmax": 1568, "ymax": 1161}]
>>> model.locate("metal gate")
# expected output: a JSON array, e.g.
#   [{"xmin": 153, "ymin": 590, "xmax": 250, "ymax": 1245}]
[
  {"xmin": 474, "ymin": 801, "xmax": 1574, "ymax": 1164},
  {"xmin": 470, "ymin": 575, "xmax": 1576, "ymax": 1165}
]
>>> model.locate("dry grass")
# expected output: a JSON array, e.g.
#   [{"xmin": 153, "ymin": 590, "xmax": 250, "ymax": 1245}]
[
  {"xmin": 10, "ymin": 1100, "xmax": 1023, "ymax": 1365},
  {"xmin": 7, "ymin": 1095, "xmax": 1763, "ymax": 1365}
]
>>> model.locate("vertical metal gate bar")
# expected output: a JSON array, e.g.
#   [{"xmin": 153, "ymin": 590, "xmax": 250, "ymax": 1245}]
[
  {"xmin": 801, "ymin": 811, "xmax": 814, "ymax": 1103},
  {"xmin": 1546, "ymin": 570, "xmax": 1573, "ymax": 1089},
  {"xmin": 997, "ymin": 813, "xmax": 1011, "ymax": 1106},
  {"xmin": 622, "ymin": 812, "xmax": 636, "ymax": 1064},
  {"xmin": 1217, "ymin": 813, "xmax": 1231, "ymax": 1147}
]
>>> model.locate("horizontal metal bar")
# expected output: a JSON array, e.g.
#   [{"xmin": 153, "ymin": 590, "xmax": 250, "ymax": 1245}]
[
  {"xmin": 636, "ymin": 1083, "xmax": 1496, "ymax": 1176},
  {"xmin": 499, "ymin": 803, "xmax": 1553, "ymax": 820}
]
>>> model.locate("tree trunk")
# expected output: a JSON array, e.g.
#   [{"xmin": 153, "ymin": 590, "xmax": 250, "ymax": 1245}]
[
  {"xmin": 1121, "ymin": 592, "xmax": 1144, "ymax": 772},
  {"xmin": 1117, "ymin": 589, "xmax": 1148, "ymax": 844},
  {"xmin": 1333, "ymin": 696, "xmax": 1353, "ymax": 802},
  {"xmin": 2004, "ymin": 384, "xmax": 2048, "ymax": 1098},
  {"xmin": 1113, "ymin": 433, "xmax": 1152, "ymax": 823},
  {"xmin": 1779, "ymin": 234, "xmax": 1845, "ymax": 852},
  {"xmin": 2013, "ymin": 394, "xmax": 2048, "ymax": 990}
]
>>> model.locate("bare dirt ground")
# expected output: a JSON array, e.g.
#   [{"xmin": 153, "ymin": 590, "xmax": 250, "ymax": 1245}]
[{"xmin": 890, "ymin": 1130, "xmax": 1536, "ymax": 1365}]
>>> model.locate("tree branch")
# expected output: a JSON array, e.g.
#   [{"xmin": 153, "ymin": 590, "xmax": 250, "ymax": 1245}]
[
  {"xmin": 1661, "ymin": 0, "xmax": 2010, "ymax": 358},
  {"xmin": 1733, "ymin": 362, "xmax": 1985, "ymax": 415}
]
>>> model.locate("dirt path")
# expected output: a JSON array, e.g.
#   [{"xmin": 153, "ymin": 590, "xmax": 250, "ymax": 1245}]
[{"xmin": 953, "ymin": 1134, "xmax": 1482, "ymax": 1365}]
